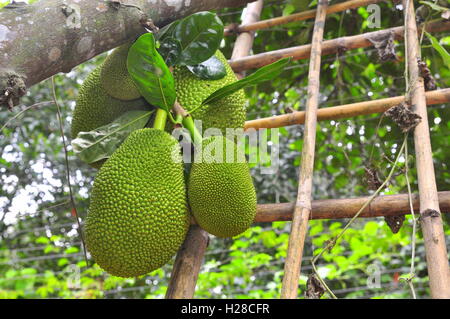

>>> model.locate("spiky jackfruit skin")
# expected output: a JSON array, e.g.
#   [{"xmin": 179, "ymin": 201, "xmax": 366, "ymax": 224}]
[
  {"xmin": 71, "ymin": 66, "xmax": 150, "ymax": 140},
  {"xmin": 100, "ymin": 43, "xmax": 141, "ymax": 100},
  {"xmin": 173, "ymin": 51, "xmax": 246, "ymax": 135},
  {"xmin": 188, "ymin": 136, "xmax": 257, "ymax": 238},
  {"xmin": 85, "ymin": 128, "xmax": 190, "ymax": 277}
]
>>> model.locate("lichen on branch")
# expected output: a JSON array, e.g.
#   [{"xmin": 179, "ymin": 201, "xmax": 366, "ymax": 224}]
[{"xmin": 0, "ymin": 0, "xmax": 253, "ymax": 109}]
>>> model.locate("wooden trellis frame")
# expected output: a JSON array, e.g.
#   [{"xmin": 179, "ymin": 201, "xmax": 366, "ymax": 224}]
[{"xmin": 166, "ymin": 0, "xmax": 450, "ymax": 299}]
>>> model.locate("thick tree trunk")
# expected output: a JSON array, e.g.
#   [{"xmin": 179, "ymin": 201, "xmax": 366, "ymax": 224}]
[{"xmin": 0, "ymin": 0, "xmax": 253, "ymax": 109}]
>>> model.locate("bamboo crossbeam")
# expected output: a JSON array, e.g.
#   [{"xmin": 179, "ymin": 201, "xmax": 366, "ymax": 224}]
[
  {"xmin": 229, "ymin": 19, "xmax": 450, "ymax": 72},
  {"xmin": 165, "ymin": 1, "xmax": 264, "ymax": 299},
  {"xmin": 244, "ymin": 88, "xmax": 450, "ymax": 130},
  {"xmin": 186, "ymin": 191, "xmax": 450, "ymax": 224},
  {"xmin": 402, "ymin": 0, "xmax": 450, "ymax": 298},
  {"xmin": 254, "ymin": 191, "xmax": 450, "ymax": 222},
  {"xmin": 281, "ymin": 0, "xmax": 328, "ymax": 299},
  {"xmin": 224, "ymin": 0, "xmax": 382, "ymax": 36}
]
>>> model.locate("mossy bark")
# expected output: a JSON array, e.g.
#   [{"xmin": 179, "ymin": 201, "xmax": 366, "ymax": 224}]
[{"xmin": 0, "ymin": 0, "xmax": 253, "ymax": 109}]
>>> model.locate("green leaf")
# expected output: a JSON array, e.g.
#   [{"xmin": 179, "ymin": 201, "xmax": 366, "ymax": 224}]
[
  {"xmin": 202, "ymin": 57, "xmax": 291, "ymax": 105},
  {"xmin": 186, "ymin": 55, "xmax": 227, "ymax": 80},
  {"xmin": 44, "ymin": 245, "xmax": 55, "ymax": 254},
  {"xmin": 64, "ymin": 246, "xmax": 79, "ymax": 254},
  {"xmin": 158, "ymin": 37, "xmax": 182, "ymax": 67},
  {"xmin": 282, "ymin": 4, "xmax": 296, "ymax": 16},
  {"xmin": 155, "ymin": 20, "xmax": 180, "ymax": 41},
  {"xmin": 58, "ymin": 258, "xmax": 69, "ymax": 267},
  {"xmin": 72, "ymin": 110, "xmax": 153, "ymax": 164},
  {"xmin": 35, "ymin": 236, "xmax": 49, "ymax": 244},
  {"xmin": 425, "ymin": 31, "xmax": 450, "ymax": 69},
  {"xmin": 127, "ymin": 33, "xmax": 176, "ymax": 111},
  {"xmin": 420, "ymin": 1, "xmax": 450, "ymax": 13},
  {"xmin": 289, "ymin": 0, "xmax": 310, "ymax": 11},
  {"xmin": 173, "ymin": 11, "xmax": 224, "ymax": 65}
]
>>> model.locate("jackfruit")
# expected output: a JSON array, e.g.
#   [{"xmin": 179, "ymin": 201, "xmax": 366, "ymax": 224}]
[
  {"xmin": 85, "ymin": 128, "xmax": 190, "ymax": 278},
  {"xmin": 188, "ymin": 135, "xmax": 257, "ymax": 238},
  {"xmin": 71, "ymin": 66, "xmax": 150, "ymax": 140},
  {"xmin": 100, "ymin": 43, "xmax": 142, "ymax": 100},
  {"xmin": 173, "ymin": 50, "xmax": 246, "ymax": 135}
]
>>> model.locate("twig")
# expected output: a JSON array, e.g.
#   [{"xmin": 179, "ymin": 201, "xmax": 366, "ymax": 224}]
[
  {"xmin": 368, "ymin": 113, "xmax": 385, "ymax": 164},
  {"xmin": 1, "ymin": 101, "xmax": 53, "ymax": 132},
  {"xmin": 50, "ymin": 76, "xmax": 89, "ymax": 268},
  {"xmin": 401, "ymin": 135, "xmax": 417, "ymax": 299},
  {"xmin": 311, "ymin": 134, "xmax": 408, "ymax": 298}
]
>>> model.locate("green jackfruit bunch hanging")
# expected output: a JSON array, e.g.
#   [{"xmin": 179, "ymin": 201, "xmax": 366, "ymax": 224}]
[
  {"xmin": 71, "ymin": 47, "xmax": 153, "ymax": 169},
  {"xmin": 72, "ymin": 12, "xmax": 288, "ymax": 278}
]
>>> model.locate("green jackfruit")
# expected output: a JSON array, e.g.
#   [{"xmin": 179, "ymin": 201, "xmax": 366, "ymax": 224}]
[
  {"xmin": 173, "ymin": 51, "xmax": 246, "ymax": 135},
  {"xmin": 188, "ymin": 136, "xmax": 257, "ymax": 238},
  {"xmin": 100, "ymin": 43, "xmax": 142, "ymax": 100},
  {"xmin": 71, "ymin": 66, "xmax": 150, "ymax": 140},
  {"xmin": 85, "ymin": 128, "xmax": 190, "ymax": 278}
]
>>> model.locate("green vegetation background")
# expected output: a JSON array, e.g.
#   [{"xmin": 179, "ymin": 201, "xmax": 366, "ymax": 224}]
[{"xmin": 0, "ymin": 0, "xmax": 449, "ymax": 298}]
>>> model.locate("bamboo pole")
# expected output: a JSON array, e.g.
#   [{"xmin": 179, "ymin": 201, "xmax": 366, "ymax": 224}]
[
  {"xmin": 281, "ymin": 0, "xmax": 328, "ymax": 299},
  {"xmin": 402, "ymin": 0, "xmax": 450, "ymax": 298},
  {"xmin": 224, "ymin": 0, "xmax": 382, "ymax": 36},
  {"xmin": 229, "ymin": 19, "xmax": 450, "ymax": 72},
  {"xmin": 244, "ymin": 88, "xmax": 450, "ymax": 130},
  {"xmin": 231, "ymin": 0, "xmax": 265, "ymax": 78},
  {"xmin": 254, "ymin": 191, "xmax": 450, "ymax": 223},
  {"xmin": 165, "ymin": 226, "xmax": 209, "ymax": 299},
  {"xmin": 164, "ymin": 1, "xmax": 264, "ymax": 299}
]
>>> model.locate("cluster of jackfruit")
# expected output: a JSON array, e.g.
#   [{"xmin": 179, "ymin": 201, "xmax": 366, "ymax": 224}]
[
  {"xmin": 71, "ymin": 43, "xmax": 153, "ymax": 169},
  {"xmin": 71, "ymin": 44, "xmax": 149, "ymax": 139},
  {"xmin": 73, "ymin": 43, "xmax": 257, "ymax": 278}
]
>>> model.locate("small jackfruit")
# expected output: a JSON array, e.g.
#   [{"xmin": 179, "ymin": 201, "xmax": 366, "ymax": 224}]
[
  {"xmin": 100, "ymin": 43, "xmax": 142, "ymax": 100},
  {"xmin": 188, "ymin": 135, "xmax": 257, "ymax": 238},
  {"xmin": 71, "ymin": 66, "xmax": 150, "ymax": 140},
  {"xmin": 173, "ymin": 51, "xmax": 246, "ymax": 135},
  {"xmin": 85, "ymin": 128, "xmax": 190, "ymax": 277}
]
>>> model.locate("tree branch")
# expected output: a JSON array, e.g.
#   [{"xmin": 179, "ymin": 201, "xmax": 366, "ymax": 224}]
[{"xmin": 0, "ymin": 0, "xmax": 254, "ymax": 109}]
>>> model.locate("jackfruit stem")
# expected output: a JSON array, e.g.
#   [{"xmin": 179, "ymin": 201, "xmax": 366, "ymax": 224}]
[
  {"xmin": 182, "ymin": 115, "xmax": 202, "ymax": 145},
  {"xmin": 153, "ymin": 108, "xmax": 168, "ymax": 130}
]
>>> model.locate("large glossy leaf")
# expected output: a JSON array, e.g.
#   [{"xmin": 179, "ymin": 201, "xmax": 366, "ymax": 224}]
[
  {"xmin": 202, "ymin": 57, "xmax": 291, "ymax": 106},
  {"xmin": 187, "ymin": 55, "xmax": 227, "ymax": 80},
  {"xmin": 173, "ymin": 11, "xmax": 224, "ymax": 66},
  {"xmin": 72, "ymin": 110, "xmax": 153, "ymax": 164},
  {"xmin": 420, "ymin": 1, "xmax": 450, "ymax": 14},
  {"xmin": 127, "ymin": 33, "xmax": 176, "ymax": 112},
  {"xmin": 155, "ymin": 20, "xmax": 180, "ymax": 41},
  {"xmin": 159, "ymin": 37, "xmax": 182, "ymax": 67}
]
